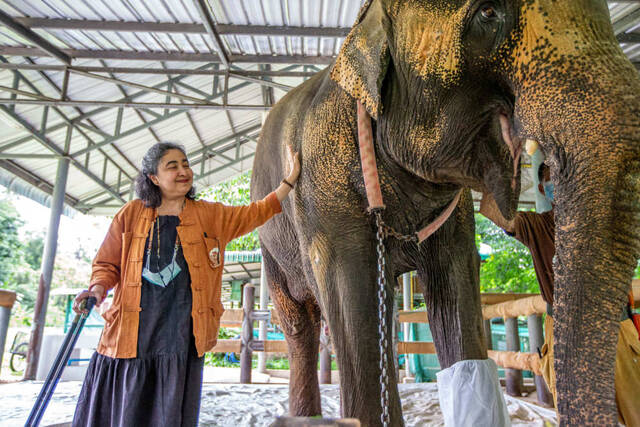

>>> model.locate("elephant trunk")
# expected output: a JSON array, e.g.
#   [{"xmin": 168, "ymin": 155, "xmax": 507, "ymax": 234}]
[
  {"xmin": 516, "ymin": 59, "xmax": 640, "ymax": 424},
  {"xmin": 552, "ymin": 164, "xmax": 640, "ymax": 425}
]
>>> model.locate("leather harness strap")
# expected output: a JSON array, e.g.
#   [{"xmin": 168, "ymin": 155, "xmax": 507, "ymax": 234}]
[
  {"xmin": 356, "ymin": 100, "xmax": 462, "ymax": 243},
  {"xmin": 357, "ymin": 100, "xmax": 385, "ymax": 210}
]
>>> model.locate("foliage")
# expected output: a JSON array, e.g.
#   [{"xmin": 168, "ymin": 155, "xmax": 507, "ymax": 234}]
[
  {"xmin": 0, "ymin": 198, "xmax": 39, "ymax": 326},
  {"xmin": 197, "ymin": 170, "xmax": 259, "ymax": 251},
  {"xmin": 0, "ymin": 199, "xmax": 25, "ymax": 286},
  {"xmin": 23, "ymin": 231, "xmax": 44, "ymax": 270},
  {"xmin": 0, "ymin": 197, "xmax": 91, "ymax": 327},
  {"xmin": 475, "ymin": 214, "xmax": 540, "ymax": 294}
]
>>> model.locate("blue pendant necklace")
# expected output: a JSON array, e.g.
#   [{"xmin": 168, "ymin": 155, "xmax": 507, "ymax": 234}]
[{"xmin": 142, "ymin": 216, "xmax": 181, "ymax": 288}]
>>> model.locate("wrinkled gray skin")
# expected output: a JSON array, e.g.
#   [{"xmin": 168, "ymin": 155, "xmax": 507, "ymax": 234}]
[{"xmin": 251, "ymin": 0, "xmax": 640, "ymax": 426}]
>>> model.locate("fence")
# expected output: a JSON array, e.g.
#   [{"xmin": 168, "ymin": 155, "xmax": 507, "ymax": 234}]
[{"xmin": 212, "ymin": 282, "xmax": 640, "ymax": 407}]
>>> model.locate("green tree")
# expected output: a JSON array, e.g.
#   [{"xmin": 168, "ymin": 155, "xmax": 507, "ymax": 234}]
[
  {"xmin": 198, "ymin": 170, "xmax": 259, "ymax": 251},
  {"xmin": 0, "ymin": 199, "xmax": 25, "ymax": 285},
  {"xmin": 0, "ymin": 197, "xmax": 89, "ymax": 327},
  {"xmin": 0, "ymin": 198, "xmax": 39, "ymax": 325},
  {"xmin": 475, "ymin": 214, "xmax": 539, "ymax": 294},
  {"xmin": 24, "ymin": 232, "xmax": 44, "ymax": 270}
]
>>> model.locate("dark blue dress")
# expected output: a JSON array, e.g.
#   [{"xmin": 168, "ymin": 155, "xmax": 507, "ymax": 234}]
[{"xmin": 73, "ymin": 216, "xmax": 203, "ymax": 427}]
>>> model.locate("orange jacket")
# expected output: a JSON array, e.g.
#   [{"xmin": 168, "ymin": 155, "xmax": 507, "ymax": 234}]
[{"xmin": 90, "ymin": 193, "xmax": 281, "ymax": 358}]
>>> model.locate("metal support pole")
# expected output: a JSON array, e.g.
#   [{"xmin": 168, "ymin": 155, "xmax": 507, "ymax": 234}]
[
  {"xmin": 319, "ymin": 321, "xmax": 331, "ymax": 384},
  {"xmin": 257, "ymin": 262, "xmax": 268, "ymax": 373},
  {"xmin": 402, "ymin": 273, "xmax": 412, "ymax": 377},
  {"xmin": 240, "ymin": 284, "xmax": 255, "ymax": 384},
  {"xmin": 505, "ymin": 317, "xmax": 523, "ymax": 396},
  {"xmin": 24, "ymin": 154, "xmax": 70, "ymax": 380},
  {"xmin": 527, "ymin": 314, "xmax": 554, "ymax": 406},
  {"xmin": 484, "ymin": 318, "xmax": 493, "ymax": 350},
  {"xmin": 0, "ymin": 290, "xmax": 17, "ymax": 375}
]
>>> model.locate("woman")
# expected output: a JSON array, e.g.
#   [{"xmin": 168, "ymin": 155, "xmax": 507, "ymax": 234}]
[{"xmin": 71, "ymin": 142, "xmax": 300, "ymax": 426}]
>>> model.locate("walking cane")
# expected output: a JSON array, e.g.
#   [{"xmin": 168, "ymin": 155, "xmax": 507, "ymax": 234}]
[{"xmin": 25, "ymin": 296, "xmax": 97, "ymax": 427}]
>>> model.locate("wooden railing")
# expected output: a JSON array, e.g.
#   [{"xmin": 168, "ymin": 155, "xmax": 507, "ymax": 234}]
[{"xmin": 213, "ymin": 281, "xmax": 640, "ymax": 404}]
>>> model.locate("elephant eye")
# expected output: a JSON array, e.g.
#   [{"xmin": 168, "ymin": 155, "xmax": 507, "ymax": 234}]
[
  {"xmin": 480, "ymin": 6, "xmax": 498, "ymax": 19},
  {"xmin": 480, "ymin": 5, "xmax": 497, "ymax": 19}
]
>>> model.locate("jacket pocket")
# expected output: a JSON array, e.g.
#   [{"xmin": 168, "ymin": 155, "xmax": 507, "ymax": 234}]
[
  {"xmin": 203, "ymin": 236, "xmax": 222, "ymax": 269},
  {"xmin": 99, "ymin": 307, "xmax": 121, "ymax": 349}
]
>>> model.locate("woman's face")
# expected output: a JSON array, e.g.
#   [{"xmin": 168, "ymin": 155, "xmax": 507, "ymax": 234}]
[{"xmin": 149, "ymin": 149, "xmax": 193, "ymax": 200}]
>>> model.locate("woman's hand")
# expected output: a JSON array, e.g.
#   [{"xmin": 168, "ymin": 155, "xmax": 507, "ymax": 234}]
[
  {"xmin": 276, "ymin": 146, "xmax": 301, "ymax": 202},
  {"xmin": 72, "ymin": 285, "xmax": 104, "ymax": 314},
  {"xmin": 285, "ymin": 145, "xmax": 301, "ymax": 185}
]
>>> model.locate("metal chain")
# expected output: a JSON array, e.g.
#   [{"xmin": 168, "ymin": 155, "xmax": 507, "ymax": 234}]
[
  {"xmin": 373, "ymin": 214, "xmax": 419, "ymax": 244},
  {"xmin": 374, "ymin": 210, "xmax": 390, "ymax": 427}
]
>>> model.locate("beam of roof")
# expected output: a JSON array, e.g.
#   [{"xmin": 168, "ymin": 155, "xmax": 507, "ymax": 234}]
[
  {"xmin": 0, "ymin": 84, "xmax": 56, "ymax": 100},
  {"xmin": 0, "ymin": 63, "xmax": 221, "ymax": 151},
  {"xmin": 68, "ymin": 69, "xmax": 210, "ymax": 104},
  {"xmin": 12, "ymin": 17, "xmax": 351, "ymax": 38},
  {"xmin": 0, "ymin": 62, "xmax": 295, "ymax": 164},
  {"xmin": 80, "ymin": 125, "xmax": 262, "ymax": 209},
  {"xmin": 0, "ymin": 98, "xmax": 270, "ymax": 110},
  {"xmin": 197, "ymin": 152, "xmax": 255, "ymax": 181},
  {"xmin": 0, "ymin": 63, "xmax": 320, "ymax": 77},
  {"xmin": 0, "ymin": 64, "xmax": 299, "ymax": 212},
  {"xmin": 194, "ymin": 0, "xmax": 230, "ymax": 68},
  {"xmin": 0, "ymin": 153, "xmax": 58, "ymax": 159},
  {"xmin": 0, "ymin": 10, "xmax": 71, "ymax": 64},
  {"xmin": 618, "ymin": 32, "xmax": 640, "ymax": 43},
  {"xmin": 229, "ymin": 71, "xmax": 293, "ymax": 91},
  {"xmin": 0, "ymin": 57, "xmax": 137, "ymax": 180},
  {"xmin": 67, "ymin": 80, "xmax": 255, "ymax": 159},
  {"xmin": 101, "ymin": 59, "xmax": 163, "ymax": 150},
  {"xmin": 0, "ymin": 47, "xmax": 334, "ymax": 64},
  {"xmin": 0, "ymin": 159, "xmax": 80, "ymax": 208},
  {"xmin": 0, "ymin": 108, "xmax": 126, "ymax": 204},
  {"xmin": 614, "ymin": 8, "xmax": 640, "ymax": 35}
]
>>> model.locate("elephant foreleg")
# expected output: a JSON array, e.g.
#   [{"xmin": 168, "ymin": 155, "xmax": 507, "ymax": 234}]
[
  {"xmin": 415, "ymin": 192, "xmax": 508, "ymax": 425},
  {"xmin": 417, "ymin": 193, "xmax": 486, "ymax": 366},
  {"xmin": 309, "ymin": 232, "xmax": 403, "ymax": 427}
]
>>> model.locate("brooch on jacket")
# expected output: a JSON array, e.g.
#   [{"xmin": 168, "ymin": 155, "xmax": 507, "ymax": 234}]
[{"xmin": 208, "ymin": 246, "xmax": 220, "ymax": 269}]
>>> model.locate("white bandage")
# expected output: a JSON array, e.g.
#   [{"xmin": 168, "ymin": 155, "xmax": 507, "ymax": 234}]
[{"xmin": 436, "ymin": 358, "xmax": 510, "ymax": 427}]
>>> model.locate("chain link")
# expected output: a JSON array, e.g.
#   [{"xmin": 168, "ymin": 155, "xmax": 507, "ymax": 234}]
[
  {"xmin": 374, "ymin": 211, "xmax": 390, "ymax": 427},
  {"xmin": 373, "ymin": 214, "xmax": 419, "ymax": 244}
]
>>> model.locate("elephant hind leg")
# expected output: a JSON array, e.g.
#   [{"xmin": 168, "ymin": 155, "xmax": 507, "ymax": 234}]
[{"xmin": 261, "ymin": 247, "xmax": 322, "ymax": 417}]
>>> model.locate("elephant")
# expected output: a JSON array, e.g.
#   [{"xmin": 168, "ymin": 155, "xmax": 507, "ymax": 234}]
[{"xmin": 251, "ymin": 0, "xmax": 640, "ymax": 425}]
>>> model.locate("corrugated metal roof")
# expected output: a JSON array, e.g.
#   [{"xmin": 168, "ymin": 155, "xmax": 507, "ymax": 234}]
[{"xmin": 0, "ymin": 1, "xmax": 637, "ymax": 215}]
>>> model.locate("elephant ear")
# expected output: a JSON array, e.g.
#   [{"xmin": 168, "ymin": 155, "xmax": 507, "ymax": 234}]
[{"xmin": 330, "ymin": 0, "xmax": 389, "ymax": 119}]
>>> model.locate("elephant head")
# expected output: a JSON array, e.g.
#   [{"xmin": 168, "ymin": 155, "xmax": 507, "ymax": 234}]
[
  {"xmin": 331, "ymin": 0, "xmax": 640, "ymax": 424},
  {"xmin": 332, "ymin": 0, "xmax": 522, "ymax": 219}
]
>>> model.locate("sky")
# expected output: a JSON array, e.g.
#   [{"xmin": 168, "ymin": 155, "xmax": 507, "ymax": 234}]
[{"xmin": 1, "ymin": 186, "xmax": 112, "ymax": 261}]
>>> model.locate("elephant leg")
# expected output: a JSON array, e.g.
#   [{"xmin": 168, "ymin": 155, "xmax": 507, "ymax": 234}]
[
  {"xmin": 417, "ymin": 193, "xmax": 486, "ymax": 366},
  {"xmin": 261, "ymin": 247, "xmax": 322, "ymax": 416},
  {"xmin": 415, "ymin": 193, "xmax": 508, "ymax": 425},
  {"xmin": 308, "ymin": 232, "xmax": 403, "ymax": 427}
]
